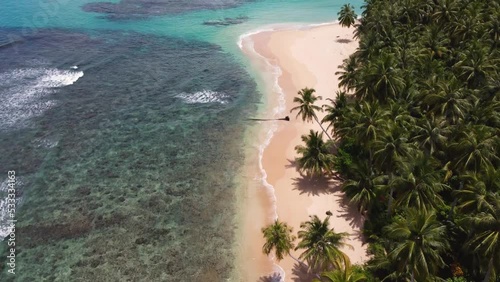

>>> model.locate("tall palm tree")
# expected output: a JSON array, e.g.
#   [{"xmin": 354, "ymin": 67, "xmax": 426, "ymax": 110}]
[
  {"xmin": 384, "ymin": 208, "xmax": 450, "ymax": 282},
  {"xmin": 338, "ymin": 4, "xmax": 358, "ymax": 28},
  {"xmin": 296, "ymin": 215, "xmax": 352, "ymax": 272},
  {"xmin": 261, "ymin": 220, "xmax": 296, "ymax": 261},
  {"xmin": 291, "ymin": 88, "xmax": 332, "ymax": 140},
  {"xmin": 295, "ymin": 130, "xmax": 334, "ymax": 177}
]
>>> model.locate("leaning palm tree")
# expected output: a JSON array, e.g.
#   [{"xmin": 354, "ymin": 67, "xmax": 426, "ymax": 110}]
[
  {"xmin": 296, "ymin": 215, "xmax": 352, "ymax": 272},
  {"xmin": 291, "ymin": 88, "xmax": 332, "ymax": 140},
  {"xmin": 295, "ymin": 130, "xmax": 335, "ymax": 177},
  {"xmin": 338, "ymin": 4, "xmax": 358, "ymax": 28},
  {"xmin": 261, "ymin": 220, "xmax": 296, "ymax": 261},
  {"xmin": 384, "ymin": 208, "xmax": 449, "ymax": 282}
]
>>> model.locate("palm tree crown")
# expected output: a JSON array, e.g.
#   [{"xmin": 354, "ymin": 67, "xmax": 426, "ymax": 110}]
[
  {"xmin": 262, "ymin": 220, "xmax": 296, "ymax": 261},
  {"xmin": 338, "ymin": 4, "xmax": 358, "ymax": 28},
  {"xmin": 296, "ymin": 215, "xmax": 352, "ymax": 271}
]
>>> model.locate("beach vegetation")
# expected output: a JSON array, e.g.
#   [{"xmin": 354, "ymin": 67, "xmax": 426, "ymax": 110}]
[
  {"xmin": 291, "ymin": 87, "xmax": 333, "ymax": 140},
  {"xmin": 313, "ymin": 265, "xmax": 368, "ymax": 282},
  {"xmin": 294, "ymin": 130, "xmax": 335, "ymax": 177},
  {"xmin": 295, "ymin": 215, "xmax": 352, "ymax": 272},
  {"xmin": 265, "ymin": 0, "xmax": 499, "ymax": 280},
  {"xmin": 328, "ymin": 0, "xmax": 500, "ymax": 281},
  {"xmin": 338, "ymin": 4, "xmax": 358, "ymax": 28},
  {"xmin": 261, "ymin": 219, "xmax": 296, "ymax": 261}
]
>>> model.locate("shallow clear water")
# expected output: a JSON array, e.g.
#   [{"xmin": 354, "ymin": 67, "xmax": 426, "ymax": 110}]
[{"xmin": 0, "ymin": 0, "xmax": 363, "ymax": 280}]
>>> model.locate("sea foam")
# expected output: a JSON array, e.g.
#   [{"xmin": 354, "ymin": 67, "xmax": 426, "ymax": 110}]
[
  {"xmin": 239, "ymin": 28, "xmax": 287, "ymax": 282},
  {"xmin": 0, "ymin": 68, "xmax": 83, "ymax": 129}
]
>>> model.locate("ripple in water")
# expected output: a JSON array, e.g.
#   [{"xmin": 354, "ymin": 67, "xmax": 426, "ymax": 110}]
[{"xmin": 176, "ymin": 90, "xmax": 229, "ymax": 104}]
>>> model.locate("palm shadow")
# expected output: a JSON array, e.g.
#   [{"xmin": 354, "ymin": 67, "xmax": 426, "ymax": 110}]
[
  {"xmin": 291, "ymin": 262, "xmax": 317, "ymax": 282},
  {"xmin": 289, "ymin": 166, "xmax": 342, "ymax": 197},
  {"xmin": 335, "ymin": 192, "xmax": 366, "ymax": 231},
  {"xmin": 259, "ymin": 272, "xmax": 283, "ymax": 282},
  {"xmin": 336, "ymin": 38, "xmax": 353, "ymax": 43}
]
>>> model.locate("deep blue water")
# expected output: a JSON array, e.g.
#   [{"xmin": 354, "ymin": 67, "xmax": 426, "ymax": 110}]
[{"xmin": 0, "ymin": 0, "xmax": 364, "ymax": 280}]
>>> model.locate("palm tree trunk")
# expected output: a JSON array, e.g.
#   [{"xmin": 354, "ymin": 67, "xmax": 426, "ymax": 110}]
[
  {"xmin": 313, "ymin": 115, "xmax": 333, "ymax": 140},
  {"xmin": 482, "ymin": 258, "xmax": 493, "ymax": 282}
]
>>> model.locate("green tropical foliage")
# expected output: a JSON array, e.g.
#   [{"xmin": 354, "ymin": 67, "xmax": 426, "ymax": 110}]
[
  {"xmin": 329, "ymin": 0, "xmax": 500, "ymax": 280},
  {"xmin": 384, "ymin": 209, "xmax": 450, "ymax": 281},
  {"xmin": 291, "ymin": 87, "xmax": 332, "ymax": 140},
  {"xmin": 295, "ymin": 130, "xmax": 334, "ymax": 177},
  {"xmin": 263, "ymin": 1, "xmax": 500, "ymax": 280},
  {"xmin": 296, "ymin": 215, "xmax": 352, "ymax": 271},
  {"xmin": 261, "ymin": 220, "xmax": 296, "ymax": 261},
  {"xmin": 338, "ymin": 4, "xmax": 358, "ymax": 28},
  {"xmin": 314, "ymin": 265, "xmax": 367, "ymax": 282}
]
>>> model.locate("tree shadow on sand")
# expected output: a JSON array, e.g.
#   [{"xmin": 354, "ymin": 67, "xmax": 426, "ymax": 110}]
[
  {"xmin": 287, "ymin": 159, "xmax": 342, "ymax": 196},
  {"xmin": 335, "ymin": 193, "xmax": 366, "ymax": 232},
  {"xmin": 336, "ymin": 38, "xmax": 353, "ymax": 43},
  {"xmin": 291, "ymin": 262, "xmax": 317, "ymax": 282},
  {"xmin": 259, "ymin": 272, "xmax": 283, "ymax": 282}
]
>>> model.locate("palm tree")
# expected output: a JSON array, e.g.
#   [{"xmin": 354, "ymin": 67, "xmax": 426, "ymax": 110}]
[
  {"xmin": 411, "ymin": 116, "xmax": 449, "ymax": 157},
  {"xmin": 431, "ymin": 0, "xmax": 460, "ymax": 25},
  {"xmin": 295, "ymin": 130, "xmax": 335, "ymax": 177},
  {"xmin": 314, "ymin": 265, "xmax": 367, "ymax": 282},
  {"xmin": 451, "ymin": 126, "xmax": 499, "ymax": 173},
  {"xmin": 384, "ymin": 208, "xmax": 450, "ymax": 282},
  {"xmin": 455, "ymin": 47, "xmax": 496, "ymax": 89},
  {"xmin": 373, "ymin": 127, "xmax": 416, "ymax": 213},
  {"xmin": 296, "ymin": 215, "xmax": 352, "ymax": 272},
  {"xmin": 342, "ymin": 159, "xmax": 382, "ymax": 215},
  {"xmin": 461, "ymin": 194, "xmax": 500, "ymax": 282},
  {"xmin": 321, "ymin": 91, "xmax": 349, "ymax": 134},
  {"xmin": 392, "ymin": 153, "xmax": 449, "ymax": 213},
  {"xmin": 358, "ymin": 54, "xmax": 406, "ymax": 102},
  {"xmin": 454, "ymin": 166, "xmax": 499, "ymax": 214},
  {"xmin": 348, "ymin": 101, "xmax": 390, "ymax": 158},
  {"xmin": 291, "ymin": 88, "xmax": 332, "ymax": 140},
  {"xmin": 422, "ymin": 77, "xmax": 472, "ymax": 125},
  {"xmin": 338, "ymin": 4, "xmax": 358, "ymax": 28},
  {"xmin": 261, "ymin": 220, "xmax": 296, "ymax": 261},
  {"xmin": 336, "ymin": 55, "xmax": 359, "ymax": 92}
]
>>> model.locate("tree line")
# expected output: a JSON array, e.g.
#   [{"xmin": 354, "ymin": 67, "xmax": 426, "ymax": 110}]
[{"xmin": 261, "ymin": 0, "xmax": 499, "ymax": 281}]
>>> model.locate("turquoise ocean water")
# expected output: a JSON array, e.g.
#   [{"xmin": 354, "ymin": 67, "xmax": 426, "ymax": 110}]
[{"xmin": 0, "ymin": 0, "xmax": 363, "ymax": 280}]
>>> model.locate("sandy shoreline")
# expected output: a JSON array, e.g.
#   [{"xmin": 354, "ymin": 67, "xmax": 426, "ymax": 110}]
[{"xmin": 236, "ymin": 23, "xmax": 366, "ymax": 281}]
